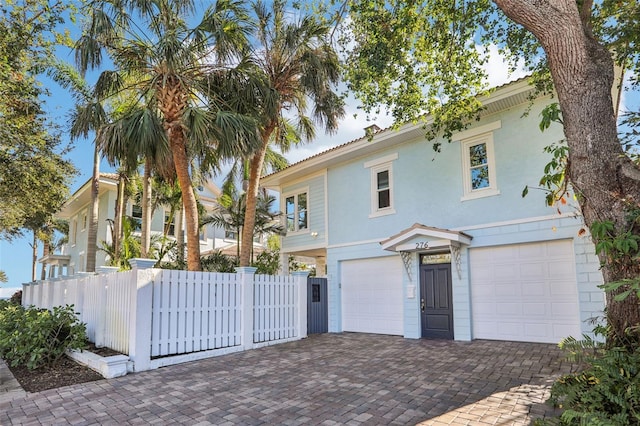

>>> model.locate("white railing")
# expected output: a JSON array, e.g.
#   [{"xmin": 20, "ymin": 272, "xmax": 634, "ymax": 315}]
[{"xmin": 22, "ymin": 263, "xmax": 308, "ymax": 372}]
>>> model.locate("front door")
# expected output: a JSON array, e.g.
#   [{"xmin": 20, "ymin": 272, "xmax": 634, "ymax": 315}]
[
  {"xmin": 420, "ymin": 263, "xmax": 453, "ymax": 339},
  {"xmin": 307, "ymin": 277, "xmax": 328, "ymax": 334}
]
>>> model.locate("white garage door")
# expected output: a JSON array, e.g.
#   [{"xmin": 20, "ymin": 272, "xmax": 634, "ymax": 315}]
[
  {"xmin": 341, "ymin": 256, "xmax": 403, "ymax": 335},
  {"xmin": 470, "ymin": 240, "xmax": 581, "ymax": 343}
]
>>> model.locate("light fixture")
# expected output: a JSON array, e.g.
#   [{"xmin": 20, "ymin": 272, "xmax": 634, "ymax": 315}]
[{"xmin": 310, "ymin": 231, "xmax": 319, "ymax": 238}]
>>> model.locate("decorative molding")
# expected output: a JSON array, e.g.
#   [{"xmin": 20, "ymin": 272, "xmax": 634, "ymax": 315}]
[
  {"xmin": 400, "ymin": 251, "xmax": 413, "ymax": 282},
  {"xmin": 450, "ymin": 245, "xmax": 462, "ymax": 279}
]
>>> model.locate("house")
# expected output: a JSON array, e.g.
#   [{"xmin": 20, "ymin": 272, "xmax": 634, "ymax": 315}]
[
  {"xmin": 261, "ymin": 79, "xmax": 606, "ymax": 344},
  {"xmin": 40, "ymin": 173, "xmax": 253, "ymax": 277}
]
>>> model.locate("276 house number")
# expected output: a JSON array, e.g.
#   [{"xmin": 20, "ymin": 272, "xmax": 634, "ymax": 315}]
[{"xmin": 415, "ymin": 242, "xmax": 429, "ymax": 249}]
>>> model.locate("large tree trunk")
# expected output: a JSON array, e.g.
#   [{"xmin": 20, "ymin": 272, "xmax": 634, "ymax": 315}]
[
  {"xmin": 495, "ymin": 0, "xmax": 640, "ymax": 344},
  {"xmin": 86, "ymin": 145, "xmax": 100, "ymax": 272},
  {"xmin": 240, "ymin": 123, "xmax": 275, "ymax": 267},
  {"xmin": 140, "ymin": 158, "xmax": 152, "ymax": 258}
]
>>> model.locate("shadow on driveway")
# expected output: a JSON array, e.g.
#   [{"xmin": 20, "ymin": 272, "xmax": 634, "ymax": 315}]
[{"xmin": 0, "ymin": 333, "xmax": 571, "ymax": 425}]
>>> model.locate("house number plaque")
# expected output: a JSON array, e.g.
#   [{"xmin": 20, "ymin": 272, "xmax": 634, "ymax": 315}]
[{"xmin": 415, "ymin": 241, "xmax": 429, "ymax": 250}]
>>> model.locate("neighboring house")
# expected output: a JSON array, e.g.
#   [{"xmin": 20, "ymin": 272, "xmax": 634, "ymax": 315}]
[
  {"xmin": 39, "ymin": 174, "xmax": 253, "ymax": 277},
  {"xmin": 261, "ymin": 79, "xmax": 606, "ymax": 344}
]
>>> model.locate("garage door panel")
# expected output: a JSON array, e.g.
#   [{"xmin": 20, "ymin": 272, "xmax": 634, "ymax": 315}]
[
  {"xmin": 470, "ymin": 240, "xmax": 581, "ymax": 344},
  {"xmin": 341, "ymin": 257, "xmax": 403, "ymax": 336}
]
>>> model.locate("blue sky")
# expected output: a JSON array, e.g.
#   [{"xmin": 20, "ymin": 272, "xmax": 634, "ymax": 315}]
[{"xmin": 1, "ymin": 8, "xmax": 638, "ymax": 294}]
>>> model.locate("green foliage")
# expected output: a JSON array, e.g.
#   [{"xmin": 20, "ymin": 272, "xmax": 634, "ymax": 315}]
[
  {"xmin": 0, "ymin": 270, "xmax": 7, "ymax": 283},
  {"xmin": 99, "ymin": 217, "xmax": 142, "ymax": 270},
  {"xmin": 201, "ymin": 251, "xmax": 238, "ymax": 273},
  {"xmin": 0, "ymin": 1, "xmax": 77, "ymax": 240},
  {"xmin": 542, "ymin": 342, "xmax": 640, "ymax": 425},
  {"xmin": 592, "ymin": 220, "xmax": 640, "ymax": 263},
  {"xmin": 253, "ymin": 249, "xmax": 281, "ymax": 275},
  {"xmin": 0, "ymin": 304, "xmax": 87, "ymax": 370}
]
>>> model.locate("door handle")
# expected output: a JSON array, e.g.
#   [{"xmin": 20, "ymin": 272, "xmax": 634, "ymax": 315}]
[{"xmin": 421, "ymin": 298, "xmax": 425, "ymax": 312}]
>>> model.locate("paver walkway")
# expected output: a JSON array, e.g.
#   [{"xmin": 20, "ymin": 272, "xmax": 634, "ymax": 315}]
[{"xmin": 0, "ymin": 333, "xmax": 572, "ymax": 425}]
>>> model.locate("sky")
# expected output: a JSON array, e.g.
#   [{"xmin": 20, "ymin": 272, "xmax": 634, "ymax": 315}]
[{"xmin": 0, "ymin": 8, "xmax": 637, "ymax": 295}]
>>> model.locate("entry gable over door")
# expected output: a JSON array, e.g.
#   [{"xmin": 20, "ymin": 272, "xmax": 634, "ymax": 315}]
[{"xmin": 380, "ymin": 223, "xmax": 472, "ymax": 253}]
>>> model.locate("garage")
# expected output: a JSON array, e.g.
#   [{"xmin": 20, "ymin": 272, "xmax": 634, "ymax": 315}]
[
  {"xmin": 341, "ymin": 256, "xmax": 404, "ymax": 335},
  {"xmin": 469, "ymin": 239, "xmax": 581, "ymax": 343}
]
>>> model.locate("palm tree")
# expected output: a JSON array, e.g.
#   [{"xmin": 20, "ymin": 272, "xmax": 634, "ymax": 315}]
[
  {"xmin": 75, "ymin": 0, "xmax": 261, "ymax": 271},
  {"xmin": 202, "ymin": 179, "xmax": 283, "ymax": 262},
  {"xmin": 47, "ymin": 60, "xmax": 109, "ymax": 273},
  {"xmin": 239, "ymin": 0, "xmax": 345, "ymax": 266}
]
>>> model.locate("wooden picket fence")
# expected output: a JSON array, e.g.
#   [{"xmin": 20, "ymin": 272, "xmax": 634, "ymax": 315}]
[{"xmin": 22, "ymin": 262, "xmax": 308, "ymax": 372}]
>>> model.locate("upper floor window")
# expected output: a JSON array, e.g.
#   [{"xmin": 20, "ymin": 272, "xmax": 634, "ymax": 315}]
[
  {"xmin": 458, "ymin": 121, "xmax": 501, "ymax": 201},
  {"xmin": 285, "ymin": 191, "xmax": 308, "ymax": 233},
  {"xmin": 71, "ymin": 218, "xmax": 78, "ymax": 246},
  {"xmin": 364, "ymin": 153, "xmax": 397, "ymax": 217},
  {"xmin": 131, "ymin": 204, "xmax": 143, "ymax": 231},
  {"xmin": 164, "ymin": 211, "xmax": 175, "ymax": 236},
  {"xmin": 225, "ymin": 229, "xmax": 236, "ymax": 240},
  {"xmin": 81, "ymin": 211, "xmax": 87, "ymax": 232}
]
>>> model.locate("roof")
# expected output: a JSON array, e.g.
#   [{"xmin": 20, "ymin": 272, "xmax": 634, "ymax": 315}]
[
  {"xmin": 260, "ymin": 78, "xmax": 537, "ymax": 189},
  {"xmin": 380, "ymin": 223, "xmax": 472, "ymax": 252},
  {"xmin": 57, "ymin": 173, "xmax": 120, "ymax": 219}
]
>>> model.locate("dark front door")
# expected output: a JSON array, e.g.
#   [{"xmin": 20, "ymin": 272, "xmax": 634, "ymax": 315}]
[
  {"xmin": 420, "ymin": 263, "xmax": 453, "ymax": 339},
  {"xmin": 307, "ymin": 277, "xmax": 328, "ymax": 334}
]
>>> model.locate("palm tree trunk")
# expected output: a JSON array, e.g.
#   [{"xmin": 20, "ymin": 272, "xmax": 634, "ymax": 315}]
[
  {"xmin": 175, "ymin": 208, "xmax": 184, "ymax": 264},
  {"xmin": 86, "ymin": 145, "xmax": 100, "ymax": 272},
  {"xmin": 141, "ymin": 158, "xmax": 152, "ymax": 258},
  {"xmin": 170, "ymin": 129, "xmax": 201, "ymax": 271},
  {"xmin": 240, "ymin": 125, "xmax": 274, "ymax": 266},
  {"xmin": 40, "ymin": 239, "xmax": 50, "ymax": 280},
  {"xmin": 113, "ymin": 172, "xmax": 126, "ymax": 262}
]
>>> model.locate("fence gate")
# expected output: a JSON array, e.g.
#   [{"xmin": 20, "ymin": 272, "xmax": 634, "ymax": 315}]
[{"xmin": 307, "ymin": 277, "xmax": 328, "ymax": 334}]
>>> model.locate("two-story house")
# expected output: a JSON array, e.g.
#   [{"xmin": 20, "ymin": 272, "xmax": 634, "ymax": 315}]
[
  {"xmin": 40, "ymin": 173, "xmax": 247, "ymax": 277},
  {"xmin": 261, "ymin": 79, "xmax": 605, "ymax": 344}
]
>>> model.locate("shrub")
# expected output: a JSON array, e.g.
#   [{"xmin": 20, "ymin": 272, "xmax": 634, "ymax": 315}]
[
  {"xmin": 538, "ymin": 332, "xmax": 640, "ymax": 425},
  {"xmin": 0, "ymin": 304, "xmax": 87, "ymax": 370}
]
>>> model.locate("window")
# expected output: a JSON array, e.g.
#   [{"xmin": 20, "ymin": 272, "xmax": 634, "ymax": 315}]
[
  {"xmin": 71, "ymin": 218, "xmax": 78, "ymax": 245},
  {"xmin": 460, "ymin": 134, "xmax": 499, "ymax": 200},
  {"xmin": 164, "ymin": 211, "xmax": 175, "ymax": 236},
  {"xmin": 457, "ymin": 121, "xmax": 501, "ymax": 201},
  {"xmin": 81, "ymin": 211, "xmax": 87, "ymax": 232},
  {"xmin": 364, "ymin": 153, "xmax": 397, "ymax": 218},
  {"xmin": 225, "ymin": 230, "xmax": 237, "ymax": 240},
  {"xmin": 376, "ymin": 169, "xmax": 391, "ymax": 209},
  {"xmin": 131, "ymin": 204, "xmax": 142, "ymax": 231},
  {"xmin": 285, "ymin": 191, "xmax": 308, "ymax": 233}
]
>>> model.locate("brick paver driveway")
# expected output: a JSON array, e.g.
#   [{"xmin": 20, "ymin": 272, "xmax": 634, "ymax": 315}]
[{"xmin": 0, "ymin": 333, "xmax": 572, "ymax": 425}]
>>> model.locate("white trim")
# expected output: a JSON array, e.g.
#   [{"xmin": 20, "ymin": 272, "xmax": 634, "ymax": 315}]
[
  {"xmin": 452, "ymin": 212, "xmax": 580, "ymax": 232},
  {"xmin": 327, "ymin": 238, "xmax": 386, "ymax": 249},
  {"xmin": 324, "ymin": 171, "xmax": 329, "ymax": 246},
  {"xmin": 324, "ymin": 213, "xmax": 580, "ymax": 250},
  {"xmin": 381, "ymin": 228, "xmax": 472, "ymax": 251},
  {"xmin": 453, "ymin": 120, "xmax": 501, "ymax": 141},
  {"xmin": 363, "ymin": 152, "xmax": 398, "ymax": 168},
  {"xmin": 281, "ymin": 242, "xmax": 328, "ymax": 253},
  {"xmin": 460, "ymin": 132, "xmax": 499, "ymax": 200},
  {"xmin": 281, "ymin": 169, "xmax": 328, "ymax": 189}
]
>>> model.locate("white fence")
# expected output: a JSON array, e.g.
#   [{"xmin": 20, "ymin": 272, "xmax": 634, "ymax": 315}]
[{"xmin": 22, "ymin": 262, "xmax": 308, "ymax": 372}]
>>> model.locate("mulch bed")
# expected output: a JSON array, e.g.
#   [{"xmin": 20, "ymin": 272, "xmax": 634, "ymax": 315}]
[
  {"xmin": 5, "ymin": 343, "xmax": 124, "ymax": 393},
  {"xmin": 6, "ymin": 356, "xmax": 104, "ymax": 393}
]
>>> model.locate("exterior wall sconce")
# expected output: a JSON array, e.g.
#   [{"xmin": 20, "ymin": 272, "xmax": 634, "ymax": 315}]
[{"xmin": 310, "ymin": 231, "xmax": 319, "ymax": 238}]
